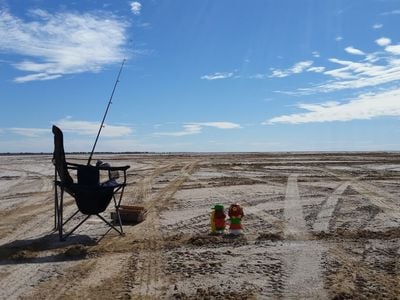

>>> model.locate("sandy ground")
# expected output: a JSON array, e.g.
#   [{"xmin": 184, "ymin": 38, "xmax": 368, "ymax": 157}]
[{"xmin": 0, "ymin": 152, "xmax": 399, "ymax": 299}]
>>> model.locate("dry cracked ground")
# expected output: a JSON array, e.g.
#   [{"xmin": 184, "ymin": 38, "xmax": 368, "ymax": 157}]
[{"xmin": 0, "ymin": 153, "xmax": 399, "ymax": 299}]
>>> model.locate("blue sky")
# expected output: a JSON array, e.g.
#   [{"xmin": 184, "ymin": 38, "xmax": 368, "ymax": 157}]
[{"xmin": 1, "ymin": 0, "xmax": 400, "ymax": 152}]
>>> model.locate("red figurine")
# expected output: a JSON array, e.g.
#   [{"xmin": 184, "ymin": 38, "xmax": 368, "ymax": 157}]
[{"xmin": 228, "ymin": 203, "xmax": 244, "ymax": 235}]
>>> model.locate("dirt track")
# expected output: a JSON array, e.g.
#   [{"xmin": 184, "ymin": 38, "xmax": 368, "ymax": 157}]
[{"xmin": 0, "ymin": 153, "xmax": 399, "ymax": 299}]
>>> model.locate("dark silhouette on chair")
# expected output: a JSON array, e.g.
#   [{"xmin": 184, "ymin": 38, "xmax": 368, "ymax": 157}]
[{"xmin": 52, "ymin": 125, "xmax": 130, "ymax": 241}]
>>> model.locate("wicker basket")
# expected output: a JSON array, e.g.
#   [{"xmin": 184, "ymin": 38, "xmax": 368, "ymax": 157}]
[{"xmin": 111, "ymin": 205, "xmax": 147, "ymax": 223}]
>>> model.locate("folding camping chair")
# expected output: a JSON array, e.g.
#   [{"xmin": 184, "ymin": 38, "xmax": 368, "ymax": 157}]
[{"xmin": 52, "ymin": 125, "xmax": 130, "ymax": 241}]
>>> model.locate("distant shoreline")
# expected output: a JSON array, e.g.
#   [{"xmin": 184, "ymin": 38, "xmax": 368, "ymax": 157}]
[{"xmin": 1, "ymin": 151, "xmax": 399, "ymax": 156}]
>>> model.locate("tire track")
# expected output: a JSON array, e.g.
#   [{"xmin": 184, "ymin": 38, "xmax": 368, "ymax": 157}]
[
  {"xmin": 129, "ymin": 163, "xmax": 176, "ymax": 205},
  {"xmin": 351, "ymin": 181, "xmax": 400, "ymax": 213},
  {"xmin": 321, "ymin": 167, "xmax": 400, "ymax": 220},
  {"xmin": 281, "ymin": 174, "xmax": 327, "ymax": 299},
  {"xmin": 0, "ymin": 169, "xmax": 28, "ymax": 197},
  {"xmin": 283, "ymin": 174, "xmax": 308, "ymax": 238},
  {"xmin": 127, "ymin": 160, "xmax": 199, "ymax": 298},
  {"xmin": 23, "ymin": 164, "xmax": 191, "ymax": 299},
  {"xmin": 312, "ymin": 181, "xmax": 350, "ymax": 233}
]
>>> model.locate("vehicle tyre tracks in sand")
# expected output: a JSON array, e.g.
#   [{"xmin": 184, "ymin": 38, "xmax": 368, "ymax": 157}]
[
  {"xmin": 125, "ymin": 160, "xmax": 200, "ymax": 298},
  {"xmin": 281, "ymin": 174, "xmax": 327, "ymax": 299}
]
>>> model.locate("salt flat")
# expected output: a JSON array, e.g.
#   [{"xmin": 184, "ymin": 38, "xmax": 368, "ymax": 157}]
[{"xmin": 0, "ymin": 153, "xmax": 399, "ymax": 299}]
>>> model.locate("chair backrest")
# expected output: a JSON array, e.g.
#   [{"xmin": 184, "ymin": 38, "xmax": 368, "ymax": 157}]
[{"xmin": 52, "ymin": 125, "xmax": 73, "ymax": 186}]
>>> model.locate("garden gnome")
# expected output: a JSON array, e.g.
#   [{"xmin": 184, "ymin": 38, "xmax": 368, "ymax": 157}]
[
  {"xmin": 210, "ymin": 204, "xmax": 226, "ymax": 234},
  {"xmin": 228, "ymin": 203, "xmax": 244, "ymax": 235}
]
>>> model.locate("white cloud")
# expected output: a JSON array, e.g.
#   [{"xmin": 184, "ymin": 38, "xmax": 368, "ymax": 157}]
[
  {"xmin": 195, "ymin": 122, "xmax": 241, "ymax": 129},
  {"xmin": 201, "ymin": 72, "xmax": 234, "ymax": 80},
  {"xmin": 335, "ymin": 36, "xmax": 343, "ymax": 41},
  {"xmin": 266, "ymin": 88, "xmax": 400, "ymax": 124},
  {"xmin": 269, "ymin": 60, "xmax": 314, "ymax": 78},
  {"xmin": 291, "ymin": 61, "xmax": 314, "ymax": 73},
  {"xmin": 312, "ymin": 51, "xmax": 320, "ymax": 58},
  {"xmin": 274, "ymin": 39, "xmax": 400, "ymax": 95},
  {"xmin": 385, "ymin": 44, "xmax": 400, "ymax": 55},
  {"xmin": 155, "ymin": 122, "xmax": 241, "ymax": 136},
  {"xmin": 307, "ymin": 66, "xmax": 325, "ymax": 73},
  {"xmin": 382, "ymin": 10, "xmax": 400, "ymax": 16},
  {"xmin": 345, "ymin": 46, "xmax": 365, "ymax": 56},
  {"xmin": 373, "ymin": 23, "xmax": 383, "ymax": 29},
  {"xmin": 249, "ymin": 73, "xmax": 267, "ymax": 79},
  {"xmin": 156, "ymin": 124, "xmax": 202, "ymax": 137},
  {"xmin": 8, "ymin": 127, "xmax": 49, "ymax": 137},
  {"xmin": 14, "ymin": 73, "xmax": 62, "ymax": 83},
  {"xmin": 316, "ymin": 56, "xmax": 395, "ymax": 90},
  {"xmin": 56, "ymin": 118, "xmax": 133, "ymax": 137},
  {"xmin": 270, "ymin": 69, "xmax": 289, "ymax": 78},
  {"xmin": 0, "ymin": 9, "xmax": 128, "ymax": 82},
  {"xmin": 130, "ymin": 2, "xmax": 142, "ymax": 15},
  {"xmin": 376, "ymin": 37, "xmax": 392, "ymax": 46}
]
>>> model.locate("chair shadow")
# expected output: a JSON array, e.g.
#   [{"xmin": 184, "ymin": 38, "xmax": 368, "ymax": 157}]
[{"xmin": 0, "ymin": 232, "xmax": 97, "ymax": 265}]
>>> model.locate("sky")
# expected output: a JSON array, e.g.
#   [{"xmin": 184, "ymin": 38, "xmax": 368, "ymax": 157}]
[{"xmin": 1, "ymin": 0, "xmax": 400, "ymax": 152}]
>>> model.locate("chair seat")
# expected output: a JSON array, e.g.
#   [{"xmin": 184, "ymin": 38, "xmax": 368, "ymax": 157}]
[{"xmin": 70, "ymin": 184, "xmax": 115, "ymax": 215}]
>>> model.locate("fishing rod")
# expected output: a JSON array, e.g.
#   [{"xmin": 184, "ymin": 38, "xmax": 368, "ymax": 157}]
[{"xmin": 87, "ymin": 59, "xmax": 126, "ymax": 165}]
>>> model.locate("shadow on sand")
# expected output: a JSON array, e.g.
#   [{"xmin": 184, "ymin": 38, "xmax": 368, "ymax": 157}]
[{"xmin": 0, "ymin": 232, "xmax": 97, "ymax": 265}]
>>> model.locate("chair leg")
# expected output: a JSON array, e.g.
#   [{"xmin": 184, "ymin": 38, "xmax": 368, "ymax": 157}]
[
  {"xmin": 62, "ymin": 215, "xmax": 92, "ymax": 240},
  {"xmin": 54, "ymin": 183, "xmax": 59, "ymax": 231},
  {"xmin": 96, "ymin": 214, "xmax": 124, "ymax": 236},
  {"xmin": 54, "ymin": 168, "xmax": 58, "ymax": 231},
  {"xmin": 62, "ymin": 209, "xmax": 80, "ymax": 227},
  {"xmin": 112, "ymin": 195, "xmax": 124, "ymax": 234},
  {"xmin": 56, "ymin": 187, "xmax": 83, "ymax": 241},
  {"xmin": 58, "ymin": 188, "xmax": 64, "ymax": 241},
  {"xmin": 116, "ymin": 206, "xmax": 124, "ymax": 234}
]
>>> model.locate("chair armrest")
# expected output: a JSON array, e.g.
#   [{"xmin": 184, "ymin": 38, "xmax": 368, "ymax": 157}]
[
  {"xmin": 66, "ymin": 162, "xmax": 87, "ymax": 170},
  {"xmin": 97, "ymin": 165, "xmax": 130, "ymax": 171},
  {"xmin": 64, "ymin": 161, "xmax": 130, "ymax": 174}
]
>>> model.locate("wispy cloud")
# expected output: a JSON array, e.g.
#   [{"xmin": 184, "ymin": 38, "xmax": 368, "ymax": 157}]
[
  {"xmin": 249, "ymin": 73, "xmax": 268, "ymax": 79},
  {"xmin": 56, "ymin": 118, "xmax": 133, "ymax": 137},
  {"xmin": 198, "ymin": 122, "xmax": 241, "ymax": 129},
  {"xmin": 14, "ymin": 73, "xmax": 62, "ymax": 83},
  {"xmin": 8, "ymin": 128, "xmax": 49, "ymax": 137},
  {"xmin": 155, "ymin": 124, "xmax": 202, "ymax": 136},
  {"xmin": 269, "ymin": 60, "xmax": 315, "ymax": 78},
  {"xmin": 266, "ymin": 88, "xmax": 400, "ymax": 124},
  {"xmin": 201, "ymin": 72, "xmax": 235, "ymax": 80},
  {"xmin": 250, "ymin": 60, "xmax": 324, "ymax": 80},
  {"xmin": 276, "ymin": 37, "xmax": 400, "ymax": 95},
  {"xmin": 0, "ymin": 9, "xmax": 128, "ymax": 82},
  {"xmin": 312, "ymin": 51, "xmax": 320, "ymax": 58},
  {"xmin": 373, "ymin": 23, "xmax": 383, "ymax": 29},
  {"xmin": 3, "ymin": 118, "xmax": 133, "ymax": 138},
  {"xmin": 335, "ymin": 36, "xmax": 343, "ymax": 41},
  {"xmin": 130, "ymin": 2, "xmax": 142, "ymax": 15},
  {"xmin": 155, "ymin": 122, "xmax": 241, "ymax": 136},
  {"xmin": 345, "ymin": 46, "xmax": 365, "ymax": 55},
  {"xmin": 307, "ymin": 66, "xmax": 325, "ymax": 73},
  {"xmin": 381, "ymin": 10, "xmax": 400, "ymax": 16}
]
